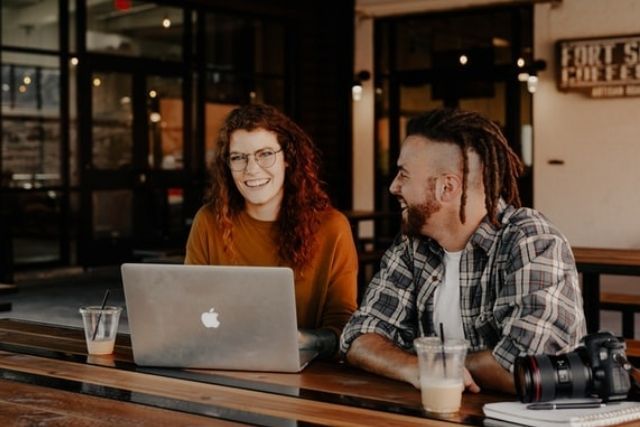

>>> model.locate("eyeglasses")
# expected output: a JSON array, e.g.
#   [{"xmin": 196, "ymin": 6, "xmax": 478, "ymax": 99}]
[{"xmin": 227, "ymin": 148, "xmax": 283, "ymax": 171}]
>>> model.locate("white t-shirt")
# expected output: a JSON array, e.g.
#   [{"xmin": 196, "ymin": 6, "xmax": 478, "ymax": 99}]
[{"xmin": 432, "ymin": 250, "xmax": 465, "ymax": 340}]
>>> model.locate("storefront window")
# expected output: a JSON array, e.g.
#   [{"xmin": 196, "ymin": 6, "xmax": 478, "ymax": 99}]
[
  {"xmin": 86, "ymin": 1, "xmax": 182, "ymax": 61},
  {"xmin": 392, "ymin": 9, "xmax": 526, "ymax": 72},
  {"xmin": 91, "ymin": 72, "xmax": 133, "ymax": 170},
  {"xmin": 146, "ymin": 75, "xmax": 182, "ymax": 170},
  {"xmin": 1, "ymin": 0, "xmax": 293, "ymax": 274},
  {"xmin": 1, "ymin": 54, "xmax": 61, "ymax": 189},
  {"xmin": 1, "ymin": 0, "xmax": 60, "ymax": 51},
  {"xmin": 204, "ymin": 14, "xmax": 284, "ymax": 75}
]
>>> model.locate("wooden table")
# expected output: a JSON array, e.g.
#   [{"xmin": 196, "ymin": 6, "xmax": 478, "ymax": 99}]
[
  {"xmin": 0, "ymin": 318, "xmax": 508, "ymax": 426},
  {"xmin": 573, "ymin": 247, "xmax": 640, "ymax": 334}
]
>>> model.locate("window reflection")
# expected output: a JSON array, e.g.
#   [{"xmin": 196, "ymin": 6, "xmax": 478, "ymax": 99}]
[
  {"xmin": 146, "ymin": 75, "xmax": 182, "ymax": 170},
  {"xmin": 92, "ymin": 190, "xmax": 132, "ymax": 239},
  {"xmin": 205, "ymin": 103, "xmax": 237, "ymax": 165},
  {"xmin": 391, "ymin": 9, "xmax": 526, "ymax": 72},
  {"xmin": 203, "ymin": 12, "xmax": 285, "ymax": 112},
  {"xmin": 91, "ymin": 72, "xmax": 133, "ymax": 170},
  {"xmin": 14, "ymin": 66, "xmax": 38, "ymax": 109},
  {"xmin": 205, "ymin": 14, "xmax": 284, "ymax": 74},
  {"xmin": 1, "ymin": 0, "xmax": 60, "ymax": 51},
  {"xmin": 1, "ymin": 55, "xmax": 61, "ymax": 189},
  {"xmin": 86, "ymin": 1, "xmax": 182, "ymax": 61}
]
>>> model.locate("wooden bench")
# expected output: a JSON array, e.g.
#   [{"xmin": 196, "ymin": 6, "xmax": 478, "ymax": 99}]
[
  {"xmin": 573, "ymin": 247, "xmax": 640, "ymax": 334},
  {"xmin": 625, "ymin": 339, "xmax": 640, "ymax": 365},
  {"xmin": 600, "ymin": 292, "xmax": 640, "ymax": 339}
]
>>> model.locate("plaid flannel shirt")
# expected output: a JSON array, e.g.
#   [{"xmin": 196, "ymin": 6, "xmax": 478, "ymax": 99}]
[{"xmin": 340, "ymin": 202, "xmax": 586, "ymax": 372}]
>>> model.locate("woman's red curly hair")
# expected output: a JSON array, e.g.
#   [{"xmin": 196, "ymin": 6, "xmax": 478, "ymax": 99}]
[{"xmin": 205, "ymin": 104, "xmax": 331, "ymax": 269}]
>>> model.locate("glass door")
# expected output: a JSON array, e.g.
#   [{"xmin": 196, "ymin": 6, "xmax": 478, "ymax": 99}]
[
  {"xmin": 80, "ymin": 57, "xmax": 186, "ymax": 266},
  {"xmin": 378, "ymin": 75, "xmax": 522, "ymax": 214},
  {"xmin": 374, "ymin": 5, "xmax": 535, "ymax": 217}
]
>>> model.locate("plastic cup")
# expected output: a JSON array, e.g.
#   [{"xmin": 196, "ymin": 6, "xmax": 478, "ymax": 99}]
[
  {"xmin": 79, "ymin": 305, "xmax": 122, "ymax": 355},
  {"xmin": 414, "ymin": 337, "xmax": 468, "ymax": 414}
]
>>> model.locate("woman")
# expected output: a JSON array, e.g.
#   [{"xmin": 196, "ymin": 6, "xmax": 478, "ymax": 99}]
[{"xmin": 185, "ymin": 104, "xmax": 358, "ymax": 358}]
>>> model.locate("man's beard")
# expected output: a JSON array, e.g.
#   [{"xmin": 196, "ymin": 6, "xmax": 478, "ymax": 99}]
[{"xmin": 401, "ymin": 191, "xmax": 441, "ymax": 237}]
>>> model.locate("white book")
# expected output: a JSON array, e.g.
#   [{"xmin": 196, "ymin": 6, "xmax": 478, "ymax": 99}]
[{"xmin": 483, "ymin": 400, "xmax": 640, "ymax": 427}]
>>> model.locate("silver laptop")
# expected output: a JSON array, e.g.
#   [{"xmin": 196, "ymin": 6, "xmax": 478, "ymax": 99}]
[{"xmin": 121, "ymin": 263, "xmax": 317, "ymax": 372}]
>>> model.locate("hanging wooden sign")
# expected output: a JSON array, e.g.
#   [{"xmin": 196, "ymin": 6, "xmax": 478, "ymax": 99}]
[{"xmin": 556, "ymin": 34, "xmax": 640, "ymax": 98}]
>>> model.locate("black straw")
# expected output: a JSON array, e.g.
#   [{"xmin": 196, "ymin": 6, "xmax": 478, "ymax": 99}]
[
  {"xmin": 91, "ymin": 289, "xmax": 111, "ymax": 341},
  {"xmin": 439, "ymin": 322, "xmax": 447, "ymax": 377}
]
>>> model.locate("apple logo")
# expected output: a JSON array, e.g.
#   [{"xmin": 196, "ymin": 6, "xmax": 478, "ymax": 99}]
[{"xmin": 201, "ymin": 308, "xmax": 221, "ymax": 328}]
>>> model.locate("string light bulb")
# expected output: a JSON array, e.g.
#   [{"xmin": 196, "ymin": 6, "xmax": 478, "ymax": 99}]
[
  {"xmin": 352, "ymin": 70, "xmax": 371, "ymax": 102},
  {"xmin": 527, "ymin": 75, "xmax": 538, "ymax": 93},
  {"xmin": 352, "ymin": 83, "xmax": 363, "ymax": 101}
]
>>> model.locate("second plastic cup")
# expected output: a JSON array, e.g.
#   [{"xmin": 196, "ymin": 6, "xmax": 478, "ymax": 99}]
[
  {"xmin": 414, "ymin": 337, "xmax": 468, "ymax": 414},
  {"xmin": 79, "ymin": 305, "xmax": 122, "ymax": 355}
]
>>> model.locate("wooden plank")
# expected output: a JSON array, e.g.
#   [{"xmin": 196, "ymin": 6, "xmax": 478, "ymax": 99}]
[
  {"xmin": 0, "ymin": 351, "xmax": 462, "ymax": 426},
  {"xmin": 0, "ymin": 400, "xmax": 101, "ymax": 427},
  {"xmin": 626, "ymin": 339, "xmax": 640, "ymax": 358},
  {"xmin": 573, "ymin": 247, "xmax": 640, "ymax": 267},
  {"xmin": 601, "ymin": 293, "xmax": 640, "ymax": 306},
  {"xmin": 0, "ymin": 319, "xmax": 502, "ymax": 424},
  {"xmin": 0, "ymin": 325, "xmax": 499, "ymax": 420},
  {"xmin": 0, "ymin": 318, "xmax": 131, "ymax": 346},
  {"xmin": 192, "ymin": 361, "xmax": 505, "ymax": 416},
  {"xmin": 0, "ymin": 319, "xmax": 133, "ymax": 361},
  {"xmin": 0, "ymin": 329, "xmax": 133, "ymax": 361},
  {"xmin": 0, "ymin": 320, "xmax": 497, "ymax": 424},
  {"xmin": 0, "ymin": 378, "xmax": 237, "ymax": 426}
]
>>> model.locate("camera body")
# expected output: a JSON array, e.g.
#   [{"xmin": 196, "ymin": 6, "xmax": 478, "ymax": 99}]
[{"xmin": 514, "ymin": 332, "xmax": 631, "ymax": 402}]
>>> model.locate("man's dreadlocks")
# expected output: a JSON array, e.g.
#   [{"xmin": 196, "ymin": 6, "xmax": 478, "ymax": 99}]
[{"xmin": 406, "ymin": 108, "xmax": 524, "ymax": 225}]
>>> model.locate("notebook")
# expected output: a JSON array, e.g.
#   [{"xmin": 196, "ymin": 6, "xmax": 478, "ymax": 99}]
[
  {"xmin": 121, "ymin": 263, "xmax": 317, "ymax": 372},
  {"xmin": 483, "ymin": 400, "xmax": 640, "ymax": 427}
]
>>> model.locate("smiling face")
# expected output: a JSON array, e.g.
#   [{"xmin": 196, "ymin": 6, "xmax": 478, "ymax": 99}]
[
  {"xmin": 403, "ymin": 179, "xmax": 440, "ymax": 236},
  {"xmin": 389, "ymin": 136, "xmax": 447, "ymax": 236},
  {"xmin": 229, "ymin": 128, "xmax": 286, "ymax": 221}
]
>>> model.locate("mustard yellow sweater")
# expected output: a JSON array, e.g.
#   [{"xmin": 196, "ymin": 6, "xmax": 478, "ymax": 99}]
[{"xmin": 185, "ymin": 206, "xmax": 358, "ymax": 337}]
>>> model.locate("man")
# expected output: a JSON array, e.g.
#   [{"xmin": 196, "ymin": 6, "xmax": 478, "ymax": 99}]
[{"xmin": 340, "ymin": 108, "xmax": 586, "ymax": 394}]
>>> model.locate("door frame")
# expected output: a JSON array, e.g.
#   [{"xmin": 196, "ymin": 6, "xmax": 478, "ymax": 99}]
[
  {"xmin": 77, "ymin": 53, "xmax": 191, "ymax": 266},
  {"xmin": 373, "ymin": 5, "xmax": 534, "ymax": 218}
]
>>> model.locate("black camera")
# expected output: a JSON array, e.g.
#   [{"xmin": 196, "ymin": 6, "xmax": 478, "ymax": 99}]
[{"xmin": 514, "ymin": 332, "xmax": 632, "ymax": 402}]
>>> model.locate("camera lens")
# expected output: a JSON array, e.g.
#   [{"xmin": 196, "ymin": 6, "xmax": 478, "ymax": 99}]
[{"xmin": 514, "ymin": 352, "xmax": 592, "ymax": 402}]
